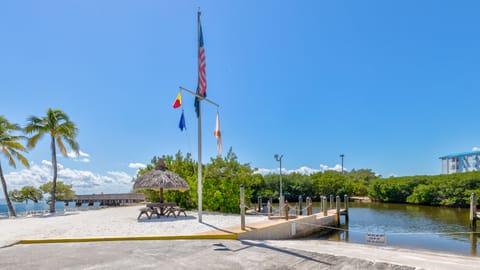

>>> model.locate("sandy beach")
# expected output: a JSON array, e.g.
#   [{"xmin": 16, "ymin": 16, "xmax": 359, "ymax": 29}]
[
  {"xmin": 1, "ymin": 205, "xmax": 479, "ymax": 269},
  {"xmin": 0, "ymin": 205, "xmax": 267, "ymax": 247}
]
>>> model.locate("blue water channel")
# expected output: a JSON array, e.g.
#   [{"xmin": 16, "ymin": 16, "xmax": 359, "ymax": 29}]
[{"xmin": 309, "ymin": 202, "xmax": 479, "ymax": 256}]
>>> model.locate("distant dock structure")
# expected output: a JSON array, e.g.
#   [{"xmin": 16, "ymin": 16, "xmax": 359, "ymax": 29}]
[
  {"xmin": 75, "ymin": 193, "xmax": 145, "ymax": 206},
  {"xmin": 439, "ymin": 150, "xmax": 480, "ymax": 174}
]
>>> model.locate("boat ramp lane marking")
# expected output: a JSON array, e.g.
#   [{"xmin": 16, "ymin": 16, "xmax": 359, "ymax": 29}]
[
  {"xmin": 14, "ymin": 234, "xmax": 238, "ymax": 245},
  {"xmin": 365, "ymin": 232, "xmax": 387, "ymax": 245}
]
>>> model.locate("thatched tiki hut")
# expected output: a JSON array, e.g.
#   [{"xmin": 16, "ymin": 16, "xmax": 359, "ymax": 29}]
[{"xmin": 133, "ymin": 160, "xmax": 190, "ymax": 203}]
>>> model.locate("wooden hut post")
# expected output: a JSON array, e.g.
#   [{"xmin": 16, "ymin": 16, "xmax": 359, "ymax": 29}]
[{"xmin": 470, "ymin": 192, "xmax": 477, "ymax": 231}]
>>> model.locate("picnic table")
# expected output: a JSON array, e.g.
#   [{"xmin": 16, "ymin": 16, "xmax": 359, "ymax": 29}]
[
  {"xmin": 137, "ymin": 202, "xmax": 187, "ymax": 219},
  {"xmin": 147, "ymin": 202, "xmax": 178, "ymax": 218}
]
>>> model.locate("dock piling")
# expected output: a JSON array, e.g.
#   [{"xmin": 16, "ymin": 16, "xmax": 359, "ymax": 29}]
[
  {"xmin": 344, "ymin": 194, "xmax": 349, "ymax": 222},
  {"xmin": 257, "ymin": 196, "xmax": 262, "ymax": 213},
  {"xmin": 306, "ymin": 197, "xmax": 312, "ymax": 215},
  {"xmin": 267, "ymin": 199, "xmax": 272, "ymax": 218},
  {"xmin": 329, "ymin": 195, "xmax": 334, "ymax": 209},
  {"xmin": 470, "ymin": 192, "xmax": 477, "ymax": 231},
  {"xmin": 323, "ymin": 196, "xmax": 328, "ymax": 216},
  {"xmin": 298, "ymin": 195, "xmax": 303, "ymax": 215},
  {"xmin": 336, "ymin": 195, "xmax": 341, "ymax": 226},
  {"xmin": 284, "ymin": 200, "xmax": 290, "ymax": 220}
]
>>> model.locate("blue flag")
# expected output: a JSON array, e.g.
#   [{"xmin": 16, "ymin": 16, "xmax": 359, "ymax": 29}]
[{"xmin": 179, "ymin": 110, "xmax": 186, "ymax": 131}]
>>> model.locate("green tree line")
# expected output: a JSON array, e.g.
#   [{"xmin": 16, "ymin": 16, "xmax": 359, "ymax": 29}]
[
  {"xmin": 136, "ymin": 149, "xmax": 379, "ymax": 213},
  {"xmin": 137, "ymin": 150, "xmax": 480, "ymax": 211},
  {"xmin": 368, "ymin": 172, "xmax": 480, "ymax": 207}
]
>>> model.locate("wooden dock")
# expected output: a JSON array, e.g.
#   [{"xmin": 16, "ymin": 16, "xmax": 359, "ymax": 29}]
[
  {"xmin": 238, "ymin": 192, "xmax": 349, "ymax": 240},
  {"xmin": 75, "ymin": 193, "xmax": 145, "ymax": 206}
]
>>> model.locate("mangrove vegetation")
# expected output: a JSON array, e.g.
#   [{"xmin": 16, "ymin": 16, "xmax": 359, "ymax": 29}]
[{"xmin": 137, "ymin": 150, "xmax": 480, "ymax": 213}]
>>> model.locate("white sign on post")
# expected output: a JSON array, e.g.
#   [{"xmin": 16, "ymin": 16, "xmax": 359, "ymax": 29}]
[{"xmin": 365, "ymin": 232, "xmax": 386, "ymax": 245}]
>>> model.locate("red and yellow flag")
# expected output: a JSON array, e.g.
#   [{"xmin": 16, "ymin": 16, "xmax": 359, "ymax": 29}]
[
  {"xmin": 172, "ymin": 92, "xmax": 182, "ymax": 109},
  {"xmin": 214, "ymin": 112, "xmax": 222, "ymax": 157}
]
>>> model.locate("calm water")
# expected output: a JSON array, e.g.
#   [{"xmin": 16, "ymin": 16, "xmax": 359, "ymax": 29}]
[
  {"xmin": 0, "ymin": 199, "xmax": 52, "ymax": 216},
  {"xmin": 309, "ymin": 202, "xmax": 479, "ymax": 256}
]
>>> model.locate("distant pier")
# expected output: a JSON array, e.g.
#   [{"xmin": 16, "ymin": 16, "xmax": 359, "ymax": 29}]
[{"xmin": 74, "ymin": 193, "xmax": 145, "ymax": 207}]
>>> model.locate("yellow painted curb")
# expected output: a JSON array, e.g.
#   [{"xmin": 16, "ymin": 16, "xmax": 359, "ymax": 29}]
[{"xmin": 16, "ymin": 233, "xmax": 237, "ymax": 245}]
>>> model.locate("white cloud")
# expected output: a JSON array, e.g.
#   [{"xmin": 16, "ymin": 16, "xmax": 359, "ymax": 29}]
[
  {"xmin": 67, "ymin": 150, "xmax": 90, "ymax": 158},
  {"xmin": 41, "ymin": 160, "xmax": 52, "ymax": 167},
  {"xmin": 288, "ymin": 166, "xmax": 320, "ymax": 175},
  {"xmin": 66, "ymin": 150, "xmax": 91, "ymax": 163},
  {"xmin": 40, "ymin": 160, "xmax": 64, "ymax": 169},
  {"xmin": 128, "ymin": 163, "xmax": 147, "ymax": 169},
  {"xmin": 255, "ymin": 166, "xmax": 320, "ymax": 175},
  {"xmin": 254, "ymin": 168, "xmax": 278, "ymax": 175},
  {"xmin": 320, "ymin": 164, "xmax": 344, "ymax": 172},
  {"xmin": 1, "ymin": 161, "xmax": 134, "ymax": 197},
  {"xmin": 255, "ymin": 164, "xmax": 345, "ymax": 176},
  {"xmin": 473, "ymin": 147, "xmax": 480, "ymax": 151}
]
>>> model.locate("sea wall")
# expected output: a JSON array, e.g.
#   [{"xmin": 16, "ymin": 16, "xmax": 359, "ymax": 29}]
[{"xmin": 238, "ymin": 213, "xmax": 337, "ymax": 240}]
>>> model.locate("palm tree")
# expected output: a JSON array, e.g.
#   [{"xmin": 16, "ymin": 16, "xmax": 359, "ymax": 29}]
[
  {"xmin": 25, "ymin": 108, "xmax": 79, "ymax": 213},
  {"xmin": 0, "ymin": 116, "xmax": 29, "ymax": 217}
]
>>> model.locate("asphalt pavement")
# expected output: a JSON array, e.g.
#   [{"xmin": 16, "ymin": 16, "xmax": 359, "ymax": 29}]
[{"xmin": 0, "ymin": 239, "xmax": 415, "ymax": 270}]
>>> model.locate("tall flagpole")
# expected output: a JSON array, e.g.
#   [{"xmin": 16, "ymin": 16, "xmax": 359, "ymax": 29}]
[
  {"xmin": 197, "ymin": 103, "xmax": 203, "ymax": 223},
  {"xmin": 178, "ymin": 9, "xmax": 219, "ymax": 223},
  {"xmin": 196, "ymin": 8, "xmax": 203, "ymax": 223}
]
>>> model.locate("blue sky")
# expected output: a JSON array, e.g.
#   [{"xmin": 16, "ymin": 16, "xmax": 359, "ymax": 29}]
[{"xmin": 2, "ymin": 1, "xmax": 480, "ymax": 196}]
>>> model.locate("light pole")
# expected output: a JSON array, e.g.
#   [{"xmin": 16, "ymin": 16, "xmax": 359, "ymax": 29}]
[
  {"xmin": 274, "ymin": 154, "xmax": 284, "ymax": 213},
  {"xmin": 340, "ymin": 154, "xmax": 344, "ymax": 174}
]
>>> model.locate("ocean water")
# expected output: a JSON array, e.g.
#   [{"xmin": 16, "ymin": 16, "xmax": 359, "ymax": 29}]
[{"xmin": 0, "ymin": 199, "xmax": 52, "ymax": 216}]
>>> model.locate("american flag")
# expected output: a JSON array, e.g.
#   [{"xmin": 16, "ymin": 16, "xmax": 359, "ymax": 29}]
[{"xmin": 195, "ymin": 11, "xmax": 206, "ymax": 117}]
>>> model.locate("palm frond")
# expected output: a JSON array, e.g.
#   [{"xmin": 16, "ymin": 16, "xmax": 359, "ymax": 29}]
[
  {"xmin": 25, "ymin": 108, "xmax": 79, "ymax": 161},
  {"xmin": 24, "ymin": 116, "xmax": 46, "ymax": 133},
  {"xmin": 27, "ymin": 133, "xmax": 44, "ymax": 149},
  {"xmin": 56, "ymin": 136, "xmax": 67, "ymax": 156},
  {"xmin": 10, "ymin": 148, "xmax": 29, "ymax": 168},
  {"xmin": 3, "ymin": 141, "xmax": 27, "ymax": 152},
  {"xmin": 0, "ymin": 116, "xmax": 29, "ymax": 169},
  {"xmin": 7, "ymin": 153, "xmax": 16, "ymax": 168},
  {"xmin": 65, "ymin": 137, "xmax": 79, "ymax": 152}
]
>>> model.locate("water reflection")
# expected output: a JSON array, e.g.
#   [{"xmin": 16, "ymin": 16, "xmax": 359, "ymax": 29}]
[
  {"xmin": 471, "ymin": 233, "xmax": 477, "ymax": 256},
  {"xmin": 310, "ymin": 202, "xmax": 479, "ymax": 256}
]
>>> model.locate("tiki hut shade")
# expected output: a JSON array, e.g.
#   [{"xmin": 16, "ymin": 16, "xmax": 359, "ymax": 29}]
[{"xmin": 133, "ymin": 160, "xmax": 190, "ymax": 202}]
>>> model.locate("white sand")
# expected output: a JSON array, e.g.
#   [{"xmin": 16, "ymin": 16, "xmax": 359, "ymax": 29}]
[{"xmin": 0, "ymin": 206, "xmax": 268, "ymax": 247}]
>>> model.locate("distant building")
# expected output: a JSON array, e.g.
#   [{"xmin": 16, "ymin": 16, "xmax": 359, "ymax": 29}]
[{"xmin": 439, "ymin": 150, "xmax": 480, "ymax": 174}]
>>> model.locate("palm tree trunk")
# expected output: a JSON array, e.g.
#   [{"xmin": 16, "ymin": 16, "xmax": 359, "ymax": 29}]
[
  {"xmin": 50, "ymin": 135, "xmax": 57, "ymax": 213},
  {"xmin": 0, "ymin": 162, "xmax": 16, "ymax": 217}
]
